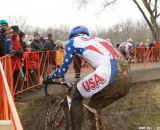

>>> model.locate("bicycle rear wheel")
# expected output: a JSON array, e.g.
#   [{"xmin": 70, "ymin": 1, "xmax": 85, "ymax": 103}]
[{"xmin": 45, "ymin": 96, "xmax": 70, "ymax": 130}]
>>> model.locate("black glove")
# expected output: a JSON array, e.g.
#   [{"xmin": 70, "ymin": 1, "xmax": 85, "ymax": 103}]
[{"xmin": 43, "ymin": 76, "xmax": 52, "ymax": 84}]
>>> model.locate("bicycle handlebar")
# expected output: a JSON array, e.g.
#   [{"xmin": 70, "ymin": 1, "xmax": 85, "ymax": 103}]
[{"xmin": 43, "ymin": 80, "xmax": 73, "ymax": 96}]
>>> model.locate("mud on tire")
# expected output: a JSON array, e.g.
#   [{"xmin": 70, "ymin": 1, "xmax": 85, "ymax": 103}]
[
  {"xmin": 31, "ymin": 96, "xmax": 68, "ymax": 130},
  {"xmin": 44, "ymin": 96, "xmax": 70, "ymax": 130}
]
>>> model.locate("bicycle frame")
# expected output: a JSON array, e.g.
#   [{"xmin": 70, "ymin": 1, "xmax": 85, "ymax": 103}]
[
  {"xmin": 67, "ymin": 95, "xmax": 100, "ymax": 130},
  {"xmin": 67, "ymin": 95, "xmax": 71, "ymax": 110},
  {"xmin": 43, "ymin": 80, "xmax": 100, "ymax": 130}
]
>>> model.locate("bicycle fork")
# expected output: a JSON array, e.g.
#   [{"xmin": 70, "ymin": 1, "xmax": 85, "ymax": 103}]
[{"xmin": 67, "ymin": 95, "xmax": 100, "ymax": 130}]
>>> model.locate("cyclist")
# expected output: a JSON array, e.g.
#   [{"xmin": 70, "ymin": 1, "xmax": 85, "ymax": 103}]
[
  {"xmin": 46, "ymin": 25, "xmax": 130, "ymax": 130},
  {"xmin": 125, "ymin": 39, "xmax": 134, "ymax": 61}
]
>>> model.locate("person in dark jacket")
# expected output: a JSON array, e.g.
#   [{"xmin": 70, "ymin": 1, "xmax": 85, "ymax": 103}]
[
  {"xmin": 31, "ymin": 32, "xmax": 46, "ymax": 78},
  {"xmin": 31, "ymin": 32, "xmax": 45, "ymax": 51},
  {"xmin": 4, "ymin": 28, "xmax": 14, "ymax": 55},
  {"xmin": 0, "ymin": 20, "xmax": 9, "ymax": 31},
  {"xmin": 0, "ymin": 25, "xmax": 6, "ymax": 56},
  {"xmin": 44, "ymin": 33, "xmax": 56, "ymax": 50},
  {"xmin": 0, "ymin": 20, "xmax": 10, "ymax": 57},
  {"xmin": 44, "ymin": 33, "xmax": 56, "ymax": 70},
  {"xmin": 19, "ymin": 31, "xmax": 27, "ymax": 51}
]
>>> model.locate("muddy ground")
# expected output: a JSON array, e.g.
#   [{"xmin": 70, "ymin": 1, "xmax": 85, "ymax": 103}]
[{"xmin": 16, "ymin": 80, "xmax": 160, "ymax": 130}]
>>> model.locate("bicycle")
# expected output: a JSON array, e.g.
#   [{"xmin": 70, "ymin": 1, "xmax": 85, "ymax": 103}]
[{"xmin": 43, "ymin": 79, "xmax": 101, "ymax": 130}]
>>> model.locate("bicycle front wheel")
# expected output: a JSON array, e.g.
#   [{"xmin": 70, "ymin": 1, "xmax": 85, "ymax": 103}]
[{"xmin": 44, "ymin": 96, "xmax": 70, "ymax": 130}]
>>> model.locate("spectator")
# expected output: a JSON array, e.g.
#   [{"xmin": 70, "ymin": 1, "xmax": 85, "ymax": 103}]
[
  {"xmin": 43, "ymin": 33, "xmax": 56, "ymax": 71},
  {"xmin": 31, "ymin": 32, "xmax": 46, "ymax": 79},
  {"xmin": 0, "ymin": 20, "xmax": 9, "ymax": 31},
  {"xmin": 10, "ymin": 25, "xmax": 24, "ymax": 92},
  {"xmin": 116, "ymin": 43, "xmax": 120, "ymax": 48},
  {"xmin": 137, "ymin": 42, "xmax": 146, "ymax": 62},
  {"xmin": 40, "ymin": 36, "xmax": 46, "ymax": 44},
  {"xmin": 4, "ymin": 28, "xmax": 14, "ymax": 55},
  {"xmin": 55, "ymin": 40, "xmax": 64, "ymax": 80},
  {"xmin": 55, "ymin": 40, "xmax": 64, "ymax": 67},
  {"xmin": 0, "ymin": 25, "xmax": 5, "ymax": 56},
  {"xmin": 119, "ymin": 42, "xmax": 127, "ymax": 57},
  {"xmin": 144, "ymin": 38, "xmax": 150, "ymax": 46},
  {"xmin": 155, "ymin": 41, "xmax": 160, "ymax": 48},
  {"xmin": 138, "ymin": 42, "xmax": 146, "ymax": 48},
  {"xmin": 31, "ymin": 32, "xmax": 45, "ymax": 51},
  {"xmin": 44, "ymin": 33, "xmax": 56, "ymax": 50},
  {"xmin": 55, "ymin": 40, "xmax": 63, "ymax": 49},
  {"xmin": 0, "ymin": 20, "xmax": 9, "ymax": 57},
  {"xmin": 19, "ymin": 31, "xmax": 27, "ymax": 51}
]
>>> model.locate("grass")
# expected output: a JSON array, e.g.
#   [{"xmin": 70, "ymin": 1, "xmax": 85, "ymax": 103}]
[
  {"xmin": 101, "ymin": 80, "xmax": 160, "ymax": 130},
  {"xmin": 16, "ymin": 80, "xmax": 160, "ymax": 130}
]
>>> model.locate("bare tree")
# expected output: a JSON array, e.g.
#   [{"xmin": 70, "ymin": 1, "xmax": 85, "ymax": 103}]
[
  {"xmin": 95, "ymin": 26, "xmax": 108, "ymax": 38},
  {"xmin": 94, "ymin": 20, "xmax": 151, "ymax": 43},
  {"xmin": 78, "ymin": 0, "xmax": 117, "ymax": 9},
  {"xmin": 7, "ymin": 16, "xmax": 69, "ymax": 40},
  {"xmin": 132, "ymin": 20, "xmax": 151, "ymax": 42},
  {"xmin": 43, "ymin": 25, "xmax": 69, "ymax": 40},
  {"xmin": 8, "ymin": 16, "xmax": 32, "ymax": 33},
  {"xmin": 33, "ymin": 25, "xmax": 69, "ymax": 41},
  {"xmin": 78, "ymin": 0, "xmax": 160, "ymax": 41},
  {"xmin": 118, "ymin": 20, "xmax": 134, "ymax": 41},
  {"xmin": 132, "ymin": 0, "xmax": 160, "ymax": 40}
]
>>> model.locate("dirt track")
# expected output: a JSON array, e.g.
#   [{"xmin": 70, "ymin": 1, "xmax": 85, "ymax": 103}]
[
  {"xmin": 16, "ymin": 80, "xmax": 160, "ymax": 130},
  {"xmin": 130, "ymin": 63, "xmax": 160, "ymax": 83}
]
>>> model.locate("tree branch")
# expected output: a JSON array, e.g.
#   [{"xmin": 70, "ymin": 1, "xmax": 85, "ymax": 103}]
[
  {"xmin": 132, "ymin": 0, "xmax": 153, "ymax": 33},
  {"xmin": 77, "ymin": 0, "xmax": 89, "ymax": 9},
  {"xmin": 103, "ymin": 0, "xmax": 118, "ymax": 8},
  {"xmin": 157, "ymin": 13, "xmax": 160, "ymax": 18},
  {"xmin": 142, "ymin": 0, "xmax": 158, "ymax": 29},
  {"xmin": 142, "ymin": 0, "xmax": 153, "ymax": 15},
  {"xmin": 96, "ymin": 0, "xmax": 118, "ymax": 15},
  {"xmin": 154, "ymin": 0, "xmax": 158, "ymax": 16}
]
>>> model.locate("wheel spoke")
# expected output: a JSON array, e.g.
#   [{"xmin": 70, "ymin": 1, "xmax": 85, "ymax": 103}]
[{"xmin": 45, "ymin": 97, "xmax": 68, "ymax": 130}]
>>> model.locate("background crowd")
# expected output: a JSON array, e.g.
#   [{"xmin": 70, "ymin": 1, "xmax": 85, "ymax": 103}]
[
  {"xmin": 0, "ymin": 19, "xmax": 160, "ymax": 93},
  {"xmin": 0, "ymin": 19, "xmax": 65, "ymax": 92}
]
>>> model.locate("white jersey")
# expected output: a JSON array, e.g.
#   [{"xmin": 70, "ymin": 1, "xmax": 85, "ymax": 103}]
[
  {"xmin": 125, "ymin": 42, "xmax": 133, "ymax": 54},
  {"xmin": 50, "ymin": 35, "xmax": 119, "ymax": 98}
]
